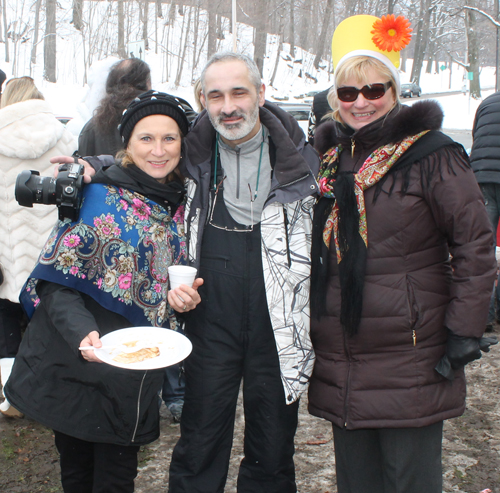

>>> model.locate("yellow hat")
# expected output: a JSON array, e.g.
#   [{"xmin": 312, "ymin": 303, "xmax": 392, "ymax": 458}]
[{"xmin": 331, "ymin": 15, "xmax": 412, "ymax": 92}]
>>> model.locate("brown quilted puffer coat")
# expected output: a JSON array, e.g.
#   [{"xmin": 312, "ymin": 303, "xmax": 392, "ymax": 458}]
[{"xmin": 308, "ymin": 101, "xmax": 496, "ymax": 430}]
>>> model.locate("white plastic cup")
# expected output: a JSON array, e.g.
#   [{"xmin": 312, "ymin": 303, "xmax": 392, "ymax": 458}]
[{"xmin": 168, "ymin": 266, "xmax": 197, "ymax": 290}]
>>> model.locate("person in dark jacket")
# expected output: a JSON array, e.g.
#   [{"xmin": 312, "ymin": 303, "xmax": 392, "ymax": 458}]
[
  {"xmin": 470, "ymin": 91, "xmax": 500, "ymax": 332},
  {"xmin": 78, "ymin": 58, "xmax": 151, "ymax": 157},
  {"xmin": 78, "ymin": 59, "xmax": 198, "ymax": 159},
  {"xmin": 5, "ymin": 91, "xmax": 202, "ymax": 493},
  {"xmin": 307, "ymin": 86, "xmax": 332, "ymax": 146},
  {"xmin": 308, "ymin": 15, "xmax": 497, "ymax": 493}
]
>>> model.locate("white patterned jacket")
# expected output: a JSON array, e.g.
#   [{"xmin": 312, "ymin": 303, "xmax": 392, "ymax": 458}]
[
  {"xmin": 181, "ymin": 102, "xmax": 319, "ymax": 403},
  {"xmin": 0, "ymin": 99, "xmax": 76, "ymax": 302}
]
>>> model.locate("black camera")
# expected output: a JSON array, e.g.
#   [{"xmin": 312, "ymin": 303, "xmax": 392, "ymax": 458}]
[{"xmin": 15, "ymin": 163, "xmax": 84, "ymax": 221}]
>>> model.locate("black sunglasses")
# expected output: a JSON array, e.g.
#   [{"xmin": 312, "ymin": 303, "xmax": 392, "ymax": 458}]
[{"xmin": 337, "ymin": 82, "xmax": 391, "ymax": 103}]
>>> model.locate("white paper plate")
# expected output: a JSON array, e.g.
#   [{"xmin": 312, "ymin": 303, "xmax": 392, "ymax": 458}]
[{"xmin": 94, "ymin": 327, "xmax": 192, "ymax": 370}]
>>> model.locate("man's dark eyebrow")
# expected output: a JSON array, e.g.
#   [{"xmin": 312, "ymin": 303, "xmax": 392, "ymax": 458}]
[{"xmin": 206, "ymin": 86, "xmax": 250, "ymax": 96}]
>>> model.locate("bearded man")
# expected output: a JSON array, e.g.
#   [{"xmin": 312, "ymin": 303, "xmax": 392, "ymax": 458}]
[{"xmin": 168, "ymin": 52, "xmax": 319, "ymax": 493}]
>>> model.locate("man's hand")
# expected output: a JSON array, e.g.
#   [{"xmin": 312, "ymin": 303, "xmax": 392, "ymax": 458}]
[
  {"xmin": 79, "ymin": 330, "xmax": 103, "ymax": 362},
  {"xmin": 50, "ymin": 156, "xmax": 95, "ymax": 184},
  {"xmin": 167, "ymin": 278, "xmax": 204, "ymax": 313}
]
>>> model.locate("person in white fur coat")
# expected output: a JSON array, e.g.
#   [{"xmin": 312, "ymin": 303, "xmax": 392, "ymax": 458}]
[{"xmin": 0, "ymin": 77, "xmax": 76, "ymax": 416}]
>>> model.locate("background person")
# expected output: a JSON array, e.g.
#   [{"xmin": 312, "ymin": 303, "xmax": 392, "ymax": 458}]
[
  {"xmin": 308, "ymin": 15, "xmax": 496, "ymax": 493},
  {"xmin": 5, "ymin": 91, "xmax": 202, "ymax": 492},
  {"xmin": 307, "ymin": 86, "xmax": 332, "ymax": 146},
  {"xmin": 78, "ymin": 58, "xmax": 152, "ymax": 157},
  {"xmin": 0, "ymin": 76, "xmax": 76, "ymax": 417},
  {"xmin": 0, "ymin": 69, "xmax": 6, "ymax": 99},
  {"xmin": 469, "ymin": 90, "xmax": 500, "ymax": 333}
]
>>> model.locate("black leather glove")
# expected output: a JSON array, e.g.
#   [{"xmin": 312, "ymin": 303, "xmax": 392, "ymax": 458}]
[{"xmin": 435, "ymin": 329, "xmax": 498, "ymax": 381}]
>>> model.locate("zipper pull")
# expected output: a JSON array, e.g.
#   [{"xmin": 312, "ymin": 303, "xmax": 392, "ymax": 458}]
[
  {"xmin": 412, "ymin": 330, "xmax": 416, "ymax": 346},
  {"xmin": 351, "ymin": 138, "xmax": 355, "ymax": 158}
]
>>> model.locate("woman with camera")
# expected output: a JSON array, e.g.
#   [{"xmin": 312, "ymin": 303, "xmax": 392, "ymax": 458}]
[
  {"xmin": 0, "ymin": 76, "xmax": 76, "ymax": 417},
  {"xmin": 5, "ymin": 91, "xmax": 202, "ymax": 493}
]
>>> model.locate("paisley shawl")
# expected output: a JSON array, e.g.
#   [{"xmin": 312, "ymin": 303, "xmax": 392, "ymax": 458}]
[
  {"xmin": 318, "ymin": 130, "xmax": 429, "ymax": 260},
  {"xmin": 21, "ymin": 183, "xmax": 187, "ymax": 329},
  {"xmin": 314, "ymin": 130, "xmax": 428, "ymax": 335}
]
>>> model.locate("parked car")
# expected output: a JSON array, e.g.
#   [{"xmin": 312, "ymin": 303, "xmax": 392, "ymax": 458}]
[
  {"xmin": 277, "ymin": 103, "xmax": 310, "ymax": 135},
  {"xmin": 400, "ymin": 83, "xmax": 421, "ymax": 98}
]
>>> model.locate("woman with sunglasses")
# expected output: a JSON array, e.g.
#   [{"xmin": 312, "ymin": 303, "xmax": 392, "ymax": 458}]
[{"xmin": 308, "ymin": 15, "xmax": 496, "ymax": 493}]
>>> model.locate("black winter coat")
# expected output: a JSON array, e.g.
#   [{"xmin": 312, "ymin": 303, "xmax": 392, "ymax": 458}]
[
  {"xmin": 470, "ymin": 91, "xmax": 500, "ymax": 185},
  {"xmin": 5, "ymin": 164, "xmax": 184, "ymax": 446},
  {"xmin": 78, "ymin": 118, "xmax": 123, "ymax": 158},
  {"xmin": 6, "ymin": 282, "xmax": 164, "ymax": 445}
]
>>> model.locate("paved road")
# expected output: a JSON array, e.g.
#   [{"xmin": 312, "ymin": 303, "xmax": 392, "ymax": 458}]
[{"xmin": 406, "ymin": 92, "xmax": 473, "ymax": 149}]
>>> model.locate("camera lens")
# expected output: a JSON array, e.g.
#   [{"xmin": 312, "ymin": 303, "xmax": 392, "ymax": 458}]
[{"xmin": 15, "ymin": 170, "xmax": 57, "ymax": 207}]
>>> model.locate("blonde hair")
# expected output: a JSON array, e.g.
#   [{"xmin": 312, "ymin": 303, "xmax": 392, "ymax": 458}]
[
  {"xmin": 0, "ymin": 77, "xmax": 44, "ymax": 108},
  {"xmin": 193, "ymin": 78, "xmax": 204, "ymax": 112},
  {"xmin": 327, "ymin": 56, "xmax": 399, "ymax": 125}
]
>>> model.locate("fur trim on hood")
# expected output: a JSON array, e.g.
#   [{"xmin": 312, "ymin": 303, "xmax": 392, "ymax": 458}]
[{"xmin": 314, "ymin": 100, "xmax": 444, "ymax": 155}]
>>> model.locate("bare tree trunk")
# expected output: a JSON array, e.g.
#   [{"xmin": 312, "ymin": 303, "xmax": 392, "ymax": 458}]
[
  {"xmin": 175, "ymin": 6, "xmax": 191, "ymax": 86},
  {"xmin": 426, "ymin": 40, "xmax": 434, "ymax": 73},
  {"xmin": 400, "ymin": 47, "xmax": 407, "ymax": 73},
  {"xmin": 156, "ymin": 0, "xmax": 162, "ymax": 18},
  {"xmin": 410, "ymin": 0, "xmax": 432, "ymax": 85},
  {"xmin": 168, "ymin": 2, "xmax": 176, "ymax": 26},
  {"xmin": 30, "ymin": 0, "xmax": 42, "ymax": 66},
  {"xmin": 466, "ymin": 1, "xmax": 481, "ymax": 98},
  {"xmin": 313, "ymin": 0, "xmax": 333, "ymax": 69},
  {"xmin": 299, "ymin": 1, "xmax": 311, "ymax": 51},
  {"xmin": 270, "ymin": 4, "xmax": 285, "ymax": 87},
  {"xmin": 118, "ymin": 0, "xmax": 126, "ymax": 57},
  {"xmin": 72, "ymin": 0, "xmax": 84, "ymax": 31},
  {"xmin": 253, "ymin": 1, "xmax": 266, "ymax": 76},
  {"xmin": 2, "ymin": 0, "xmax": 9, "ymax": 62},
  {"xmin": 44, "ymin": 0, "xmax": 57, "ymax": 82},
  {"xmin": 207, "ymin": 1, "xmax": 217, "ymax": 58},
  {"xmin": 191, "ymin": 0, "xmax": 201, "ymax": 80},
  {"xmin": 143, "ymin": 0, "xmax": 149, "ymax": 50},
  {"xmin": 289, "ymin": 0, "xmax": 295, "ymax": 58}
]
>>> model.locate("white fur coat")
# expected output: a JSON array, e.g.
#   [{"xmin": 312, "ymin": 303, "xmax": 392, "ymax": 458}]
[{"xmin": 0, "ymin": 99, "xmax": 76, "ymax": 302}]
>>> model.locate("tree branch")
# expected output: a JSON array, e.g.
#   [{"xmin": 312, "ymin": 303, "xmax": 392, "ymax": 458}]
[{"xmin": 464, "ymin": 6, "xmax": 500, "ymax": 28}]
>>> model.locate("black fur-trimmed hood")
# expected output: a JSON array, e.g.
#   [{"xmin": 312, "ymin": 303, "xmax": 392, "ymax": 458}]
[{"xmin": 314, "ymin": 100, "xmax": 444, "ymax": 155}]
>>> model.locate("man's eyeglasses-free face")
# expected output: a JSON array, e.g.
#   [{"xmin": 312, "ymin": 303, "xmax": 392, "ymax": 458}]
[{"xmin": 336, "ymin": 82, "xmax": 391, "ymax": 103}]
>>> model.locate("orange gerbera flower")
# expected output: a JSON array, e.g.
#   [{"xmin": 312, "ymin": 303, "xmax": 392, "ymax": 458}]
[{"xmin": 371, "ymin": 14, "xmax": 412, "ymax": 52}]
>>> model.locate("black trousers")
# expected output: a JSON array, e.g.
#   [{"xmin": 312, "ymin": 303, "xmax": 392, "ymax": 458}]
[
  {"xmin": 169, "ymin": 201, "xmax": 299, "ymax": 493},
  {"xmin": 0, "ymin": 298, "xmax": 24, "ymax": 358},
  {"xmin": 332, "ymin": 421, "xmax": 443, "ymax": 493},
  {"xmin": 53, "ymin": 431, "xmax": 140, "ymax": 493}
]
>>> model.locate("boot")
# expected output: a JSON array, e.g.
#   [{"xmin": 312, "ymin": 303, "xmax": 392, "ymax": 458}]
[{"xmin": 0, "ymin": 358, "xmax": 23, "ymax": 418}]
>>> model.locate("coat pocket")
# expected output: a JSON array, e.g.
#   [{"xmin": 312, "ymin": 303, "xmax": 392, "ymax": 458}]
[{"xmin": 406, "ymin": 274, "xmax": 420, "ymax": 346}]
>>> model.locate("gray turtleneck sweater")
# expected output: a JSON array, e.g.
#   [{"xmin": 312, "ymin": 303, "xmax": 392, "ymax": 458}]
[{"xmin": 218, "ymin": 125, "xmax": 271, "ymax": 226}]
